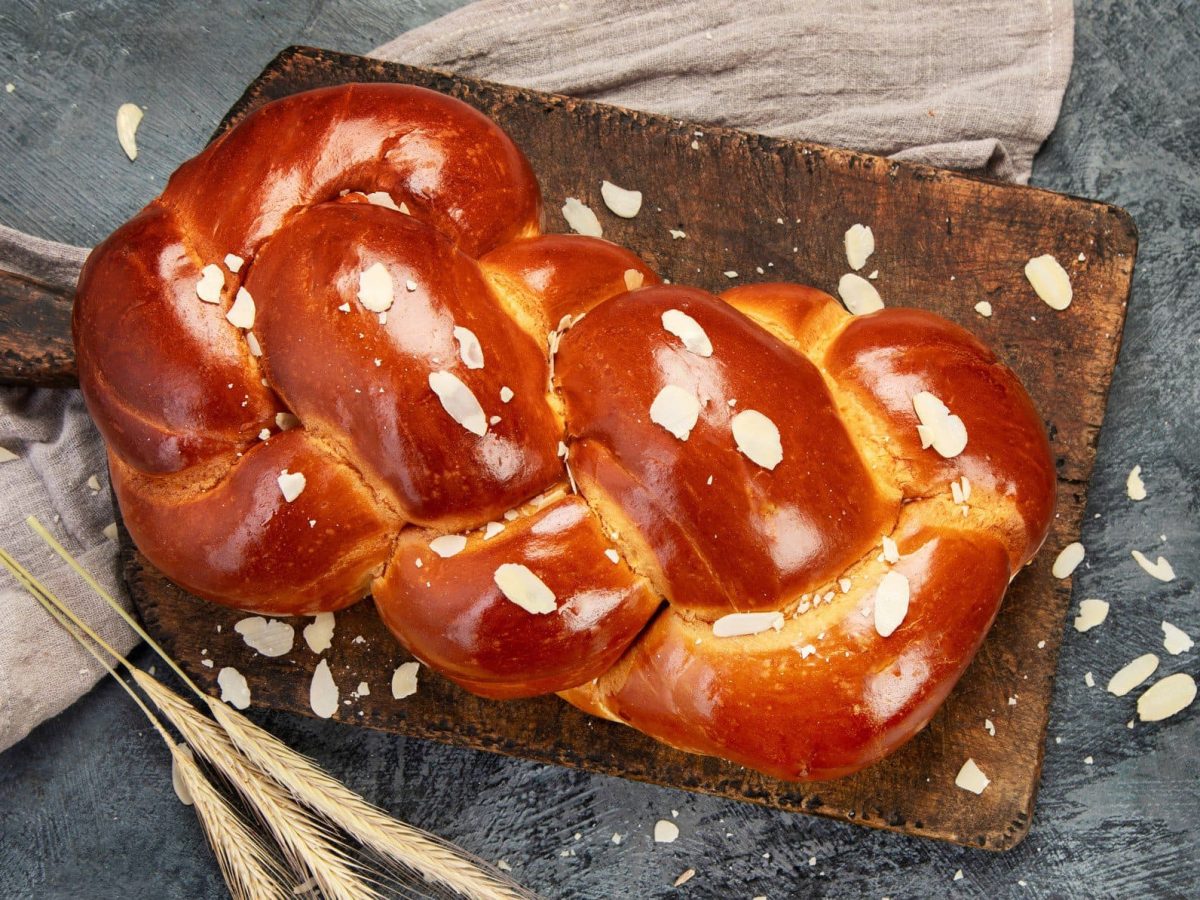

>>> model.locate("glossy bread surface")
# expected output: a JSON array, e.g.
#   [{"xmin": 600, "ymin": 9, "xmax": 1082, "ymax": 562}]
[{"xmin": 74, "ymin": 83, "xmax": 1056, "ymax": 782}]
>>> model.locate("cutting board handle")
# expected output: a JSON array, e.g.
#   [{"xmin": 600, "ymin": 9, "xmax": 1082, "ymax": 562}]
[{"xmin": 0, "ymin": 267, "xmax": 77, "ymax": 387}]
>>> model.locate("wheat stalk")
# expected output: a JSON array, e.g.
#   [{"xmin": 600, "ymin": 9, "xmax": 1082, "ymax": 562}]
[
  {"xmin": 207, "ymin": 701, "xmax": 536, "ymax": 900},
  {"xmin": 24, "ymin": 515, "xmax": 539, "ymax": 900},
  {"xmin": 0, "ymin": 549, "xmax": 293, "ymax": 900}
]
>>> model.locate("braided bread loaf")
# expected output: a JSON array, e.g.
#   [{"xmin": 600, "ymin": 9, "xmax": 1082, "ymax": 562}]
[{"xmin": 74, "ymin": 84, "xmax": 1055, "ymax": 781}]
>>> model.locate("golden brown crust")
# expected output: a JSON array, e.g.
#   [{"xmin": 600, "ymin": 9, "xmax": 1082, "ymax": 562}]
[{"xmin": 75, "ymin": 83, "xmax": 1056, "ymax": 783}]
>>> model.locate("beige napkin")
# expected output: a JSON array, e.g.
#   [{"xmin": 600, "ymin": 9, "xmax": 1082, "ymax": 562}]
[{"xmin": 0, "ymin": 0, "xmax": 1074, "ymax": 752}]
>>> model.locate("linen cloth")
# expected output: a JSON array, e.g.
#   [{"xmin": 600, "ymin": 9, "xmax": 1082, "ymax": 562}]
[{"xmin": 0, "ymin": 0, "xmax": 1075, "ymax": 752}]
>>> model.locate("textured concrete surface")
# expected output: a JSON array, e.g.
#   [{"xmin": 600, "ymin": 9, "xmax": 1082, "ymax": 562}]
[{"xmin": 1, "ymin": 1, "xmax": 1197, "ymax": 897}]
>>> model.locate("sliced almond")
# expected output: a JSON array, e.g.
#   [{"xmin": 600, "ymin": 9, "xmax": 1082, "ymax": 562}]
[
  {"xmin": 1073, "ymin": 598, "xmax": 1109, "ymax": 632},
  {"xmin": 452, "ymin": 325, "xmax": 485, "ymax": 369},
  {"xmin": 1126, "ymin": 465, "xmax": 1146, "ymax": 501},
  {"xmin": 246, "ymin": 332, "xmax": 262, "ymax": 357},
  {"xmin": 225, "ymin": 287, "xmax": 255, "ymax": 329},
  {"xmin": 653, "ymin": 820, "xmax": 679, "ymax": 843},
  {"xmin": 912, "ymin": 391, "xmax": 967, "ymax": 458},
  {"xmin": 277, "ymin": 469, "xmax": 306, "ymax": 502},
  {"xmin": 1131, "ymin": 549, "xmax": 1175, "ymax": 582},
  {"xmin": 623, "ymin": 268, "xmax": 644, "ymax": 291},
  {"xmin": 1107, "ymin": 653, "xmax": 1159, "ymax": 697},
  {"xmin": 1052, "ymin": 542, "xmax": 1085, "ymax": 579},
  {"xmin": 974, "ymin": 301, "xmax": 993, "ymax": 318},
  {"xmin": 484, "ymin": 521, "xmax": 505, "ymax": 540},
  {"xmin": 391, "ymin": 661, "xmax": 420, "ymax": 699},
  {"xmin": 217, "ymin": 666, "xmax": 251, "ymax": 710},
  {"xmin": 196, "ymin": 264, "xmax": 224, "ymax": 303},
  {"xmin": 499, "ymin": 386, "xmax": 514, "ymax": 403},
  {"xmin": 650, "ymin": 384, "xmax": 701, "ymax": 441},
  {"xmin": 954, "ymin": 758, "xmax": 989, "ymax": 795},
  {"xmin": 0, "ymin": 446, "xmax": 18, "ymax": 463},
  {"xmin": 429, "ymin": 534, "xmax": 468, "ymax": 558},
  {"xmin": 1025, "ymin": 255, "xmax": 1072, "ymax": 310},
  {"xmin": 712, "ymin": 611, "xmax": 784, "ymax": 637},
  {"xmin": 275, "ymin": 412, "xmax": 300, "ymax": 431},
  {"xmin": 669, "ymin": 229, "xmax": 687, "ymax": 240},
  {"xmin": 357, "ymin": 262, "xmax": 394, "ymax": 312},
  {"xmin": 428, "ymin": 371, "xmax": 487, "ymax": 436},
  {"xmin": 494, "ymin": 563, "xmax": 556, "ymax": 614},
  {"xmin": 1137, "ymin": 673, "xmax": 1197, "ymax": 722},
  {"xmin": 116, "ymin": 103, "xmax": 143, "ymax": 161},
  {"xmin": 1162, "ymin": 621, "xmax": 1194, "ymax": 656},
  {"xmin": 303, "ymin": 612, "xmax": 335, "ymax": 654},
  {"xmin": 365, "ymin": 191, "xmax": 401, "ymax": 211},
  {"xmin": 224, "ymin": 253, "xmax": 245, "ymax": 273},
  {"xmin": 562, "ymin": 197, "xmax": 602, "ymax": 237},
  {"xmin": 309, "ymin": 659, "xmax": 339, "ymax": 718},
  {"xmin": 731, "ymin": 410, "xmax": 783, "ymax": 470},
  {"xmin": 844, "ymin": 223, "xmax": 875, "ymax": 271},
  {"xmin": 873, "ymin": 570, "xmax": 911, "ymax": 638},
  {"xmin": 661, "ymin": 309, "xmax": 713, "ymax": 357},
  {"xmin": 881, "ymin": 535, "xmax": 900, "ymax": 564},
  {"xmin": 234, "ymin": 617, "xmax": 295, "ymax": 657},
  {"xmin": 600, "ymin": 180, "xmax": 642, "ymax": 218},
  {"xmin": 837, "ymin": 273, "xmax": 884, "ymax": 315}
]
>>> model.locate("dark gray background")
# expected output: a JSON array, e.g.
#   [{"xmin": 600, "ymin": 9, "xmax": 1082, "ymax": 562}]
[{"xmin": 1, "ymin": 1, "xmax": 1197, "ymax": 897}]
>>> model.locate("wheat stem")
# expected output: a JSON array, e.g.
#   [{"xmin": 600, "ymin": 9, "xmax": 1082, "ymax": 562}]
[{"xmin": 0, "ymin": 549, "xmax": 293, "ymax": 900}]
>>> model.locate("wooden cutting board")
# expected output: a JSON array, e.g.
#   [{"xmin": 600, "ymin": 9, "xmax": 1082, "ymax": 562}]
[{"xmin": 0, "ymin": 45, "xmax": 1137, "ymax": 850}]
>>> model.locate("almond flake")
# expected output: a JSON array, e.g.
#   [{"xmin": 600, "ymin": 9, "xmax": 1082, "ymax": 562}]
[
  {"xmin": 605, "ymin": 549, "xmax": 619, "ymax": 564},
  {"xmin": 484, "ymin": 521, "xmax": 505, "ymax": 540},
  {"xmin": 1073, "ymin": 598, "xmax": 1109, "ymax": 632},
  {"xmin": 669, "ymin": 229, "xmax": 687, "ymax": 240},
  {"xmin": 912, "ymin": 391, "xmax": 967, "ymax": 458},
  {"xmin": 873, "ymin": 570, "xmax": 911, "ymax": 638},
  {"xmin": 275, "ymin": 412, "xmax": 299, "ymax": 431},
  {"xmin": 1126, "ymin": 465, "xmax": 1147, "ymax": 501},
  {"xmin": 224, "ymin": 253, "xmax": 244, "ymax": 273},
  {"xmin": 225, "ymin": 287, "xmax": 255, "ymax": 329},
  {"xmin": 600, "ymin": 180, "xmax": 642, "ymax": 218},
  {"xmin": 1085, "ymin": 671, "xmax": 1096, "ymax": 687},
  {"xmin": 217, "ymin": 667, "xmax": 251, "ymax": 710},
  {"xmin": 309, "ymin": 659, "xmax": 339, "ymax": 718},
  {"xmin": 452, "ymin": 325, "xmax": 485, "ymax": 369},
  {"xmin": 494, "ymin": 563, "xmax": 556, "ymax": 614},
  {"xmin": 838, "ymin": 273, "xmax": 884, "ymax": 315},
  {"xmin": 86, "ymin": 474, "xmax": 100, "ymax": 491},
  {"xmin": 391, "ymin": 661, "xmax": 420, "ymax": 699},
  {"xmin": 881, "ymin": 535, "xmax": 900, "ymax": 564},
  {"xmin": 277, "ymin": 469, "xmax": 306, "ymax": 502},
  {"xmin": 356, "ymin": 681, "xmax": 370, "ymax": 696},
  {"xmin": 171, "ymin": 745, "xmax": 195, "ymax": 806},
  {"xmin": 1107, "ymin": 653, "xmax": 1159, "ymax": 696},
  {"xmin": 258, "ymin": 428, "xmax": 270, "ymax": 441},
  {"xmin": 500, "ymin": 386, "xmax": 514, "ymax": 403},
  {"xmin": 985, "ymin": 719, "xmax": 995, "ymax": 737},
  {"xmin": 429, "ymin": 371, "xmax": 487, "ymax": 436},
  {"xmin": 661, "ymin": 309, "xmax": 713, "ymax": 357},
  {"xmin": 1162, "ymin": 621, "xmax": 1194, "ymax": 655},
  {"xmin": 246, "ymin": 332, "xmax": 262, "ymax": 356},
  {"xmin": 623, "ymin": 268, "xmax": 644, "ymax": 291},
  {"xmin": 975, "ymin": 301, "xmax": 993, "ymax": 318},
  {"xmin": 365, "ymin": 191, "xmax": 401, "ymax": 211},
  {"xmin": 405, "ymin": 279, "xmax": 417, "ymax": 292},
  {"xmin": 650, "ymin": 384, "xmax": 701, "ymax": 441},
  {"xmin": 674, "ymin": 869, "xmax": 696, "ymax": 887},
  {"xmin": 653, "ymin": 820, "xmax": 679, "ymax": 843},
  {"xmin": 723, "ymin": 270, "xmax": 739, "ymax": 279},
  {"xmin": 304, "ymin": 612, "xmax": 335, "ymax": 654},
  {"xmin": 0, "ymin": 447, "xmax": 18, "ymax": 463},
  {"xmin": 1025, "ymin": 255, "xmax": 1072, "ymax": 310},
  {"xmin": 102, "ymin": 522, "xmax": 118, "ymax": 541},
  {"xmin": 839, "ymin": 577, "xmax": 852, "ymax": 593},
  {"xmin": 429, "ymin": 534, "xmax": 468, "ymax": 558},
  {"xmin": 844, "ymin": 223, "xmax": 875, "ymax": 271},
  {"xmin": 712, "ymin": 611, "xmax": 784, "ymax": 637},
  {"xmin": 1137, "ymin": 673, "xmax": 1197, "ymax": 722},
  {"xmin": 562, "ymin": 197, "xmax": 602, "ymax": 237},
  {"xmin": 954, "ymin": 758, "xmax": 989, "ymax": 795},
  {"xmin": 115, "ymin": 102, "xmax": 143, "ymax": 160},
  {"xmin": 1052, "ymin": 542, "xmax": 1085, "ymax": 578},
  {"xmin": 196, "ymin": 264, "xmax": 224, "ymax": 303},
  {"xmin": 338, "ymin": 302, "xmax": 351, "ymax": 313},
  {"xmin": 357, "ymin": 262, "xmax": 394, "ymax": 312},
  {"xmin": 731, "ymin": 409, "xmax": 783, "ymax": 470},
  {"xmin": 234, "ymin": 616, "xmax": 295, "ymax": 657},
  {"xmin": 1131, "ymin": 549, "xmax": 1175, "ymax": 582}
]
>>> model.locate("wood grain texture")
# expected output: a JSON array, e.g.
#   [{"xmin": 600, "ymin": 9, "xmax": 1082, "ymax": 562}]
[
  {"xmin": 0, "ymin": 270, "xmax": 75, "ymax": 386},
  {"xmin": 8, "ymin": 45, "xmax": 1136, "ymax": 849}
]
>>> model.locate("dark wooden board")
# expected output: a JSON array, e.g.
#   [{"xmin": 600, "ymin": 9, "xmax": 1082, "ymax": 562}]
[{"xmin": 0, "ymin": 46, "xmax": 1136, "ymax": 850}]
